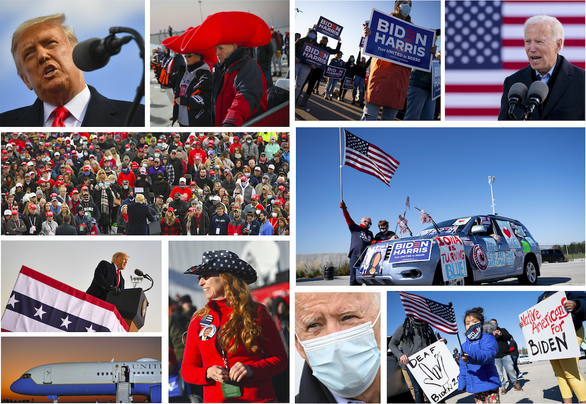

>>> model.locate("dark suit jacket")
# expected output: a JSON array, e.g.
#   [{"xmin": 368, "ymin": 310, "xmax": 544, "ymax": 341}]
[
  {"xmin": 498, "ymin": 55, "xmax": 585, "ymax": 120},
  {"xmin": 296, "ymin": 361, "xmax": 336, "ymax": 403},
  {"xmin": 0, "ymin": 86, "xmax": 145, "ymax": 127},
  {"xmin": 86, "ymin": 260, "xmax": 125, "ymax": 300},
  {"xmin": 55, "ymin": 223, "xmax": 78, "ymax": 235},
  {"xmin": 126, "ymin": 202, "xmax": 156, "ymax": 235}
]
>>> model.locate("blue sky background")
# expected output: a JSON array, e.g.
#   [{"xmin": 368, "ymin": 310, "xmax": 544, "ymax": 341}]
[
  {"xmin": 294, "ymin": 0, "xmax": 441, "ymax": 61},
  {"xmin": 296, "ymin": 127, "xmax": 585, "ymax": 254},
  {"xmin": 0, "ymin": 0, "xmax": 145, "ymax": 114},
  {"xmin": 386, "ymin": 290, "xmax": 564, "ymax": 352}
]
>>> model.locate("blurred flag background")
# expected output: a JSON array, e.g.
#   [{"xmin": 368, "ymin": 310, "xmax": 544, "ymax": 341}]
[{"xmin": 445, "ymin": 0, "xmax": 585, "ymax": 120}]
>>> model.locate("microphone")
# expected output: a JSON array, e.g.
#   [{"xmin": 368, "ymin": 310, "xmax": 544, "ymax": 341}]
[
  {"xmin": 73, "ymin": 35, "xmax": 133, "ymax": 71},
  {"xmin": 507, "ymin": 82, "xmax": 528, "ymax": 120},
  {"xmin": 523, "ymin": 81, "xmax": 549, "ymax": 120},
  {"xmin": 134, "ymin": 269, "xmax": 152, "ymax": 280}
]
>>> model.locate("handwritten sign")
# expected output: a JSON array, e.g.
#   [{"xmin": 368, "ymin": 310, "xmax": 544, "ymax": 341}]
[
  {"xmin": 315, "ymin": 16, "xmax": 343, "ymax": 41},
  {"xmin": 324, "ymin": 66, "xmax": 346, "ymax": 80},
  {"xmin": 364, "ymin": 8, "xmax": 436, "ymax": 72},
  {"xmin": 300, "ymin": 42, "xmax": 330, "ymax": 70},
  {"xmin": 496, "ymin": 220, "xmax": 522, "ymax": 249},
  {"xmin": 519, "ymin": 292, "xmax": 580, "ymax": 361},
  {"xmin": 407, "ymin": 341, "xmax": 460, "ymax": 404},
  {"xmin": 431, "ymin": 60, "xmax": 441, "ymax": 100},
  {"xmin": 436, "ymin": 236, "xmax": 467, "ymax": 281}
]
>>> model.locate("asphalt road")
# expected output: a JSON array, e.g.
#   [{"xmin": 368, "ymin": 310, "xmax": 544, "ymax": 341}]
[
  {"xmin": 296, "ymin": 260, "xmax": 585, "ymax": 286},
  {"xmin": 295, "ymin": 81, "xmax": 369, "ymax": 121}
]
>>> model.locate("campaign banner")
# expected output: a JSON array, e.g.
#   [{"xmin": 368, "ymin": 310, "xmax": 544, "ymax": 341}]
[
  {"xmin": 300, "ymin": 42, "xmax": 330, "ymax": 69},
  {"xmin": 406, "ymin": 341, "xmax": 460, "ymax": 404},
  {"xmin": 360, "ymin": 244, "xmax": 388, "ymax": 276},
  {"xmin": 324, "ymin": 66, "xmax": 346, "ymax": 80},
  {"xmin": 315, "ymin": 16, "xmax": 343, "ymax": 41},
  {"xmin": 435, "ymin": 236, "xmax": 467, "ymax": 281},
  {"xmin": 388, "ymin": 239, "xmax": 432, "ymax": 264},
  {"xmin": 364, "ymin": 8, "xmax": 436, "ymax": 72},
  {"xmin": 519, "ymin": 292, "xmax": 580, "ymax": 361},
  {"xmin": 342, "ymin": 77, "xmax": 354, "ymax": 90},
  {"xmin": 431, "ymin": 60, "xmax": 441, "ymax": 100}
]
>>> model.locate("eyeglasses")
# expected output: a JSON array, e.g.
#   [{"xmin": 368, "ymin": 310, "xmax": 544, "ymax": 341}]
[{"xmin": 198, "ymin": 273, "xmax": 218, "ymax": 281}]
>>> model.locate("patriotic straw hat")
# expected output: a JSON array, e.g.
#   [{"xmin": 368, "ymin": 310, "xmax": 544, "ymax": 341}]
[{"xmin": 184, "ymin": 250, "xmax": 257, "ymax": 284}]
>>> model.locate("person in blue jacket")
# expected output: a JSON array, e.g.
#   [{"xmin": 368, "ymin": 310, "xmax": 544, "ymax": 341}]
[
  {"xmin": 209, "ymin": 203, "xmax": 230, "ymax": 235},
  {"xmin": 459, "ymin": 307, "xmax": 501, "ymax": 403}
]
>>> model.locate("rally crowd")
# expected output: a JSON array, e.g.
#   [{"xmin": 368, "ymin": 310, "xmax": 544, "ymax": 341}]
[{"xmin": 1, "ymin": 131, "xmax": 290, "ymax": 236}]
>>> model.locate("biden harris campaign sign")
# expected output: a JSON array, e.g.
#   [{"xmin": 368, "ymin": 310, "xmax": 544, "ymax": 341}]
[
  {"xmin": 300, "ymin": 42, "xmax": 330, "ymax": 70},
  {"xmin": 364, "ymin": 8, "xmax": 435, "ymax": 72},
  {"xmin": 315, "ymin": 16, "xmax": 343, "ymax": 41}
]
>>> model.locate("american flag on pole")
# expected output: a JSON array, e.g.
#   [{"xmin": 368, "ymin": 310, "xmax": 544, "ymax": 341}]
[
  {"xmin": 343, "ymin": 129, "xmax": 399, "ymax": 186},
  {"xmin": 445, "ymin": 0, "xmax": 585, "ymax": 120},
  {"xmin": 2, "ymin": 266, "xmax": 129, "ymax": 332},
  {"xmin": 398, "ymin": 291, "xmax": 459, "ymax": 335}
]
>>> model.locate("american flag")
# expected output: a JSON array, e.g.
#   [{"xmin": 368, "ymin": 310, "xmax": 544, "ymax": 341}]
[
  {"xmin": 445, "ymin": 0, "xmax": 585, "ymax": 120},
  {"xmin": 398, "ymin": 291, "xmax": 459, "ymax": 335},
  {"xmin": 2, "ymin": 266, "xmax": 129, "ymax": 332},
  {"xmin": 343, "ymin": 129, "xmax": 399, "ymax": 186}
]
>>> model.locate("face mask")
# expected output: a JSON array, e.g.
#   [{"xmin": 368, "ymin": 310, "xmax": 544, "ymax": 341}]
[
  {"xmin": 262, "ymin": 179, "xmax": 268, "ymax": 184},
  {"xmin": 308, "ymin": 33, "xmax": 317, "ymax": 39},
  {"xmin": 272, "ymin": 212, "xmax": 277, "ymax": 218},
  {"xmin": 204, "ymin": 190, "xmax": 209, "ymax": 194},
  {"xmin": 180, "ymin": 184, "xmax": 185, "ymax": 189},
  {"xmin": 465, "ymin": 322, "xmax": 483, "ymax": 341},
  {"xmin": 142, "ymin": 164, "xmax": 148, "ymax": 168},
  {"xmin": 105, "ymin": 182, "xmax": 110, "ymax": 187},
  {"xmin": 399, "ymin": 3, "xmax": 411, "ymax": 16},
  {"xmin": 245, "ymin": 173, "xmax": 250, "ymax": 178},
  {"xmin": 98, "ymin": 183, "xmax": 103, "ymax": 188},
  {"xmin": 247, "ymin": 140, "xmax": 252, "ymax": 144},
  {"xmin": 155, "ymin": 153, "xmax": 160, "ymax": 158},
  {"xmin": 123, "ymin": 185, "xmax": 128, "ymax": 189},
  {"xmin": 256, "ymin": 209, "xmax": 261, "ymax": 215},
  {"xmin": 297, "ymin": 310, "xmax": 381, "ymax": 398}
]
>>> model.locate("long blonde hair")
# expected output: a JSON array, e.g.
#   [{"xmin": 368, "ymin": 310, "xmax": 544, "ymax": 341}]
[{"xmin": 194, "ymin": 273, "xmax": 263, "ymax": 353}]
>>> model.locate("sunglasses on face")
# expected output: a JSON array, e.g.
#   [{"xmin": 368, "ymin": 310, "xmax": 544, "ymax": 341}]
[{"xmin": 198, "ymin": 273, "xmax": 219, "ymax": 281}]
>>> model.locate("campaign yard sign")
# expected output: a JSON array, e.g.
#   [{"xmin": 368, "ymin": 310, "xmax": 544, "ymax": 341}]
[
  {"xmin": 432, "ymin": 60, "xmax": 441, "ymax": 100},
  {"xmin": 519, "ymin": 291, "xmax": 580, "ymax": 361},
  {"xmin": 342, "ymin": 77, "xmax": 354, "ymax": 90},
  {"xmin": 324, "ymin": 66, "xmax": 346, "ymax": 80},
  {"xmin": 436, "ymin": 236, "xmax": 467, "ymax": 281},
  {"xmin": 407, "ymin": 341, "xmax": 460, "ymax": 404},
  {"xmin": 300, "ymin": 42, "xmax": 330, "ymax": 69},
  {"xmin": 315, "ymin": 16, "xmax": 343, "ymax": 41},
  {"xmin": 388, "ymin": 239, "xmax": 432, "ymax": 264},
  {"xmin": 364, "ymin": 8, "xmax": 436, "ymax": 72}
]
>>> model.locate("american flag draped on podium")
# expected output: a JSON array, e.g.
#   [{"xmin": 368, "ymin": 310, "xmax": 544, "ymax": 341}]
[
  {"xmin": 445, "ymin": 0, "xmax": 585, "ymax": 120},
  {"xmin": 2, "ymin": 266, "xmax": 129, "ymax": 332},
  {"xmin": 342, "ymin": 129, "xmax": 400, "ymax": 186},
  {"xmin": 398, "ymin": 291, "xmax": 459, "ymax": 335}
]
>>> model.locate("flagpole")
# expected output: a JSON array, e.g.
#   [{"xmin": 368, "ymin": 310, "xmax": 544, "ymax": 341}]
[
  {"xmin": 451, "ymin": 302, "xmax": 468, "ymax": 369},
  {"xmin": 340, "ymin": 127, "xmax": 343, "ymax": 201}
]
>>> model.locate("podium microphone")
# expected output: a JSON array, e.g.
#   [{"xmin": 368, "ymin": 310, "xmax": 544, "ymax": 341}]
[
  {"xmin": 134, "ymin": 269, "xmax": 154, "ymax": 291},
  {"xmin": 523, "ymin": 81, "xmax": 549, "ymax": 121},
  {"xmin": 507, "ymin": 82, "xmax": 528, "ymax": 120},
  {"xmin": 73, "ymin": 35, "xmax": 133, "ymax": 72}
]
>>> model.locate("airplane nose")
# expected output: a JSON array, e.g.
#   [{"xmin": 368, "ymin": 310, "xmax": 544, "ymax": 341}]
[{"xmin": 10, "ymin": 380, "xmax": 25, "ymax": 394}]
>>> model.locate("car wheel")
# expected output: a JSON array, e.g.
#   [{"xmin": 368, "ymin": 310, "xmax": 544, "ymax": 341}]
[{"xmin": 518, "ymin": 258, "xmax": 538, "ymax": 285}]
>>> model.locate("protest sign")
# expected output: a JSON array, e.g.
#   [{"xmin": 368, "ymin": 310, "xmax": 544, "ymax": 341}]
[
  {"xmin": 359, "ymin": 244, "xmax": 387, "ymax": 276},
  {"xmin": 300, "ymin": 42, "xmax": 330, "ymax": 69},
  {"xmin": 359, "ymin": 36, "xmax": 365, "ymax": 49},
  {"xmin": 364, "ymin": 8, "xmax": 436, "ymax": 72},
  {"xmin": 407, "ymin": 340, "xmax": 460, "ymax": 404},
  {"xmin": 435, "ymin": 236, "xmax": 467, "ymax": 281},
  {"xmin": 324, "ymin": 66, "xmax": 346, "ymax": 80},
  {"xmin": 496, "ymin": 220, "xmax": 521, "ymax": 249},
  {"xmin": 342, "ymin": 77, "xmax": 354, "ymax": 90},
  {"xmin": 432, "ymin": 60, "xmax": 441, "ymax": 100},
  {"xmin": 519, "ymin": 291, "xmax": 580, "ymax": 361},
  {"xmin": 388, "ymin": 239, "xmax": 432, "ymax": 264},
  {"xmin": 315, "ymin": 16, "xmax": 343, "ymax": 41}
]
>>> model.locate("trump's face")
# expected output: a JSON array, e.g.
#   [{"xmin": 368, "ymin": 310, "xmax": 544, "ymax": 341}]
[
  {"xmin": 16, "ymin": 22, "xmax": 85, "ymax": 106},
  {"xmin": 524, "ymin": 21, "xmax": 562, "ymax": 75}
]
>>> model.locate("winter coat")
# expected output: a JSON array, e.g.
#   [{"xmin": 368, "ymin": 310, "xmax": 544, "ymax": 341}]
[
  {"xmin": 458, "ymin": 322, "xmax": 501, "ymax": 394},
  {"xmin": 365, "ymin": 58, "xmax": 411, "ymax": 109}
]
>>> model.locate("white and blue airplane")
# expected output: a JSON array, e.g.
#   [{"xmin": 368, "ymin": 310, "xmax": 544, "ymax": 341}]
[{"xmin": 10, "ymin": 358, "xmax": 162, "ymax": 402}]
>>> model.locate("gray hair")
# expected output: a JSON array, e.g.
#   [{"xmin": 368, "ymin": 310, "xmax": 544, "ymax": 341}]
[
  {"xmin": 524, "ymin": 15, "xmax": 564, "ymax": 50},
  {"xmin": 11, "ymin": 13, "xmax": 78, "ymax": 75}
]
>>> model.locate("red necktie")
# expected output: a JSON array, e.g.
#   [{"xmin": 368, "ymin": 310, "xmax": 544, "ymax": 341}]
[
  {"xmin": 117, "ymin": 269, "xmax": 120, "ymax": 287},
  {"xmin": 51, "ymin": 106, "xmax": 70, "ymax": 127}
]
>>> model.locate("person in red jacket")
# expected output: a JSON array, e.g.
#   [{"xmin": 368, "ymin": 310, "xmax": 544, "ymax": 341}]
[
  {"xmin": 182, "ymin": 250, "xmax": 287, "ymax": 402},
  {"xmin": 117, "ymin": 162, "xmax": 136, "ymax": 188},
  {"xmin": 227, "ymin": 208, "xmax": 244, "ymax": 235},
  {"xmin": 169, "ymin": 177, "xmax": 192, "ymax": 202},
  {"xmin": 189, "ymin": 141, "xmax": 208, "ymax": 166}
]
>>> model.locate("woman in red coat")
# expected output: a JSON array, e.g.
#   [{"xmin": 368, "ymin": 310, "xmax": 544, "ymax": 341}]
[
  {"xmin": 160, "ymin": 207, "xmax": 182, "ymax": 235},
  {"xmin": 182, "ymin": 250, "xmax": 288, "ymax": 402}
]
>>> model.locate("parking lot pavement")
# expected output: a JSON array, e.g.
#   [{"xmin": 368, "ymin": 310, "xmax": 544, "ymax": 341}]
[
  {"xmin": 296, "ymin": 275, "xmax": 352, "ymax": 286},
  {"xmin": 444, "ymin": 358, "xmax": 586, "ymax": 403}
]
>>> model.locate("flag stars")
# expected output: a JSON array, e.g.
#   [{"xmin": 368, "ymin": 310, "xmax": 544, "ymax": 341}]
[
  {"xmin": 86, "ymin": 325, "xmax": 97, "ymax": 332},
  {"xmin": 7, "ymin": 294, "xmax": 19, "ymax": 308},
  {"xmin": 60, "ymin": 316, "xmax": 72, "ymax": 329},
  {"xmin": 34, "ymin": 305, "xmax": 46, "ymax": 319}
]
